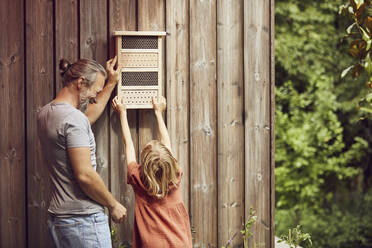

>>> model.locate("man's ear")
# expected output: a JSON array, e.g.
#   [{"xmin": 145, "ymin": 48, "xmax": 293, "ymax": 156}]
[{"xmin": 76, "ymin": 77, "xmax": 85, "ymax": 90}]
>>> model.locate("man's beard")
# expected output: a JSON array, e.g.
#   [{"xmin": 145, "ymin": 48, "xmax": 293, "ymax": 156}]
[
  {"xmin": 78, "ymin": 92, "xmax": 90, "ymax": 113},
  {"xmin": 78, "ymin": 89, "xmax": 98, "ymax": 113}
]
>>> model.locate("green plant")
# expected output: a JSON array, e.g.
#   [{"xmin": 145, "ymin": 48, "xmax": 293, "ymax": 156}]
[
  {"xmin": 111, "ymin": 227, "xmax": 127, "ymax": 248},
  {"xmin": 222, "ymin": 207, "xmax": 263, "ymax": 248},
  {"xmin": 278, "ymin": 225, "xmax": 312, "ymax": 248},
  {"xmin": 275, "ymin": 0, "xmax": 372, "ymax": 247},
  {"xmin": 241, "ymin": 207, "xmax": 258, "ymax": 248},
  {"xmin": 275, "ymin": 0, "xmax": 367, "ymax": 216}
]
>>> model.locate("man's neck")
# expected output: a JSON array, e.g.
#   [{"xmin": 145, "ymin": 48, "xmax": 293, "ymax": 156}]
[{"xmin": 54, "ymin": 85, "xmax": 79, "ymax": 109}]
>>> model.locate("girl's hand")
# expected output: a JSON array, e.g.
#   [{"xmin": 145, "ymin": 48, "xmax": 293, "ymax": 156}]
[
  {"xmin": 112, "ymin": 96, "xmax": 127, "ymax": 114},
  {"xmin": 106, "ymin": 56, "xmax": 122, "ymax": 85},
  {"xmin": 152, "ymin": 96, "xmax": 166, "ymax": 113}
]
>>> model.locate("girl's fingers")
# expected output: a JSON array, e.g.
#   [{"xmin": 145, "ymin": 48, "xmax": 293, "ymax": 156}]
[{"xmin": 112, "ymin": 97, "xmax": 120, "ymax": 109}]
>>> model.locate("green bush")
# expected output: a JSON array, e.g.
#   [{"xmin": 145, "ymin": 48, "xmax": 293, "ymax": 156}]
[
  {"xmin": 276, "ymin": 191, "xmax": 372, "ymax": 248},
  {"xmin": 275, "ymin": 0, "xmax": 372, "ymax": 247}
]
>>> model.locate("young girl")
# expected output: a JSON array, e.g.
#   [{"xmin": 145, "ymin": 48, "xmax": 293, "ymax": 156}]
[{"xmin": 112, "ymin": 96, "xmax": 192, "ymax": 248}]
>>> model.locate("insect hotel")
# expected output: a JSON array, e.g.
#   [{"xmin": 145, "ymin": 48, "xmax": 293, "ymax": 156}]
[{"xmin": 114, "ymin": 31, "xmax": 166, "ymax": 109}]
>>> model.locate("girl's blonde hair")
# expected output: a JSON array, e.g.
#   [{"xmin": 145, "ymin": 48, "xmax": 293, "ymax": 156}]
[{"xmin": 140, "ymin": 140, "xmax": 180, "ymax": 199}]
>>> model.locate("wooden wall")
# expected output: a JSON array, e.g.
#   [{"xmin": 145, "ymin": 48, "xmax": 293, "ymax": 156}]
[{"xmin": 0, "ymin": 0, "xmax": 275, "ymax": 247}]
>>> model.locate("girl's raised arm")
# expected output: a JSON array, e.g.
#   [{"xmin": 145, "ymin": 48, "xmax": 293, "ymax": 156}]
[
  {"xmin": 112, "ymin": 96, "xmax": 136, "ymax": 164},
  {"xmin": 153, "ymin": 96, "xmax": 172, "ymax": 154}
]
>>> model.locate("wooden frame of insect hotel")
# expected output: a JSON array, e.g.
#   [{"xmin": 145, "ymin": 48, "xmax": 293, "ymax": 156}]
[{"xmin": 114, "ymin": 31, "xmax": 166, "ymax": 109}]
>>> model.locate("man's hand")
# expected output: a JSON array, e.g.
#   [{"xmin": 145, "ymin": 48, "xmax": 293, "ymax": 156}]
[
  {"xmin": 109, "ymin": 201, "xmax": 127, "ymax": 223},
  {"xmin": 112, "ymin": 96, "xmax": 127, "ymax": 114},
  {"xmin": 152, "ymin": 96, "xmax": 166, "ymax": 113},
  {"xmin": 106, "ymin": 56, "xmax": 122, "ymax": 85}
]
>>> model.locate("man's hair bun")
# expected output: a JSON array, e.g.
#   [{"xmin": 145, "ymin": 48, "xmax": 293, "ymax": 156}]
[{"xmin": 59, "ymin": 58, "xmax": 71, "ymax": 76}]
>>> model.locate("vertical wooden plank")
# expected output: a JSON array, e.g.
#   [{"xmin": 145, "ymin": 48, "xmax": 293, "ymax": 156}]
[
  {"xmin": 190, "ymin": 0, "xmax": 217, "ymax": 246},
  {"xmin": 26, "ymin": 0, "xmax": 54, "ymax": 247},
  {"xmin": 165, "ymin": 0, "xmax": 190, "ymax": 211},
  {"xmin": 137, "ymin": 0, "xmax": 165, "ymax": 151},
  {"xmin": 0, "ymin": 0, "xmax": 26, "ymax": 247},
  {"xmin": 138, "ymin": 0, "xmax": 165, "ymax": 32},
  {"xmin": 55, "ymin": 0, "xmax": 79, "ymax": 92},
  {"xmin": 217, "ymin": 0, "xmax": 245, "ymax": 246},
  {"xmin": 244, "ymin": 0, "xmax": 272, "ymax": 247},
  {"xmin": 109, "ymin": 0, "xmax": 137, "ymax": 246},
  {"xmin": 270, "ymin": 0, "xmax": 275, "ymax": 247},
  {"xmin": 80, "ymin": 0, "xmax": 109, "ymax": 189}
]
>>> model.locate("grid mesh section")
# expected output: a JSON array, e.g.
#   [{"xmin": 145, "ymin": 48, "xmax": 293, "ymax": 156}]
[
  {"xmin": 122, "ymin": 36, "xmax": 158, "ymax": 49},
  {"xmin": 121, "ymin": 72, "xmax": 158, "ymax": 86}
]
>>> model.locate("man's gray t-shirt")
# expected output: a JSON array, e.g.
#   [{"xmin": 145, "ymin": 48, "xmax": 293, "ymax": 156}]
[{"xmin": 37, "ymin": 101, "xmax": 104, "ymax": 215}]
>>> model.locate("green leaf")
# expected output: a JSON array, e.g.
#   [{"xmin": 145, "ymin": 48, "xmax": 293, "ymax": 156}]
[
  {"xmin": 364, "ymin": 54, "xmax": 372, "ymax": 75},
  {"xmin": 355, "ymin": 0, "xmax": 365, "ymax": 7},
  {"xmin": 366, "ymin": 39, "xmax": 372, "ymax": 51},
  {"xmin": 360, "ymin": 106, "xmax": 372, "ymax": 113},
  {"xmin": 350, "ymin": 0, "xmax": 357, "ymax": 12},
  {"xmin": 347, "ymin": 23, "xmax": 357, "ymax": 34},
  {"xmin": 341, "ymin": 65, "xmax": 354, "ymax": 78},
  {"xmin": 365, "ymin": 93, "xmax": 372, "ymax": 102},
  {"xmin": 349, "ymin": 6, "xmax": 355, "ymax": 14},
  {"xmin": 339, "ymin": 4, "xmax": 350, "ymax": 15},
  {"xmin": 360, "ymin": 26, "xmax": 371, "ymax": 42}
]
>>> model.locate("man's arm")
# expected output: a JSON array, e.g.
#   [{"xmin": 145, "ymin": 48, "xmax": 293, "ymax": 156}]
[
  {"xmin": 85, "ymin": 56, "xmax": 122, "ymax": 125},
  {"xmin": 85, "ymin": 82, "xmax": 116, "ymax": 125},
  {"xmin": 68, "ymin": 147, "xmax": 126, "ymax": 223},
  {"xmin": 153, "ymin": 97, "xmax": 172, "ymax": 153},
  {"xmin": 112, "ymin": 96, "xmax": 136, "ymax": 164}
]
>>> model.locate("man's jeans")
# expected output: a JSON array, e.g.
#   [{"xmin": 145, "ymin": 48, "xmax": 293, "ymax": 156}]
[{"xmin": 47, "ymin": 211, "xmax": 112, "ymax": 248}]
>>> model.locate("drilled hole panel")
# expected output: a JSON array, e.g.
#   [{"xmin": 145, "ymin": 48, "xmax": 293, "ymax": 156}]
[
  {"xmin": 120, "ymin": 53, "xmax": 158, "ymax": 68},
  {"xmin": 121, "ymin": 90, "xmax": 158, "ymax": 105},
  {"xmin": 122, "ymin": 36, "xmax": 158, "ymax": 49},
  {"xmin": 121, "ymin": 72, "xmax": 158, "ymax": 86}
]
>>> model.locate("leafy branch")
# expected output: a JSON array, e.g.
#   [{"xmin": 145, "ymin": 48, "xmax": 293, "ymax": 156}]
[{"xmin": 340, "ymin": 0, "xmax": 372, "ymax": 117}]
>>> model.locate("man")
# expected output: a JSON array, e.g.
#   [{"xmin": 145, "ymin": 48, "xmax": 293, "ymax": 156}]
[{"xmin": 37, "ymin": 56, "xmax": 125, "ymax": 247}]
